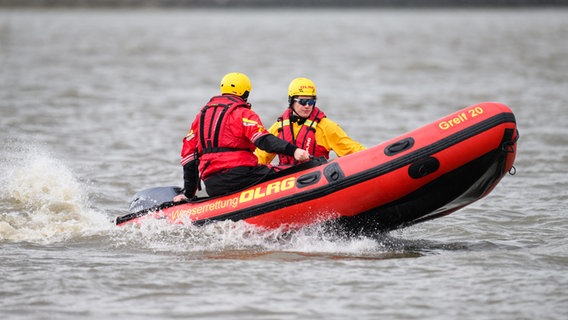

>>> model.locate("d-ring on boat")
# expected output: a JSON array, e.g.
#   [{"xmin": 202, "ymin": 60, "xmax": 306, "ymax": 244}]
[{"xmin": 115, "ymin": 102, "xmax": 518, "ymax": 234}]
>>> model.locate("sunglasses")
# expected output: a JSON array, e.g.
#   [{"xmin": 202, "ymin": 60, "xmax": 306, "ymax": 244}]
[{"xmin": 294, "ymin": 98, "xmax": 317, "ymax": 106}]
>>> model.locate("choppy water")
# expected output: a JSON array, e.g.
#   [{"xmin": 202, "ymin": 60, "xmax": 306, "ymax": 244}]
[{"xmin": 1, "ymin": 7, "xmax": 567, "ymax": 320}]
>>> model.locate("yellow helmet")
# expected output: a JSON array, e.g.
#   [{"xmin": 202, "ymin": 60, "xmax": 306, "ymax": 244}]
[
  {"xmin": 288, "ymin": 77, "xmax": 317, "ymax": 101},
  {"xmin": 220, "ymin": 72, "xmax": 252, "ymax": 98}
]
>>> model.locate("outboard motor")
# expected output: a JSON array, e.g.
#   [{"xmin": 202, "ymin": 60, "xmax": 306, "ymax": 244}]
[{"xmin": 129, "ymin": 186, "xmax": 182, "ymax": 213}]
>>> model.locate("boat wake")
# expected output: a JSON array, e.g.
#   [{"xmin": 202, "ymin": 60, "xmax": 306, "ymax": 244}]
[
  {"xmin": 0, "ymin": 141, "xmax": 495, "ymax": 258},
  {"xmin": 0, "ymin": 141, "xmax": 110, "ymax": 243}
]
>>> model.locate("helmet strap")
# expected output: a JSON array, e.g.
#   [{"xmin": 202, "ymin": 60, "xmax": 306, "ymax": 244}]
[
  {"xmin": 288, "ymin": 95, "xmax": 295, "ymax": 107},
  {"xmin": 290, "ymin": 107, "xmax": 309, "ymax": 125}
]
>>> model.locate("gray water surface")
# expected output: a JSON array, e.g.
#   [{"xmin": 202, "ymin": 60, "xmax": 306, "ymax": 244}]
[{"xmin": 1, "ymin": 8, "xmax": 567, "ymax": 320}]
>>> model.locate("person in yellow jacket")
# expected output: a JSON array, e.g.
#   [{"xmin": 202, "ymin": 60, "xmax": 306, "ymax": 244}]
[{"xmin": 256, "ymin": 77, "xmax": 366, "ymax": 166}]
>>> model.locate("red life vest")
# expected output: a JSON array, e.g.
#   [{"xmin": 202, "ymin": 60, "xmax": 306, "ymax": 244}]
[
  {"xmin": 277, "ymin": 107, "xmax": 329, "ymax": 165},
  {"xmin": 195, "ymin": 95, "xmax": 262, "ymax": 179}
]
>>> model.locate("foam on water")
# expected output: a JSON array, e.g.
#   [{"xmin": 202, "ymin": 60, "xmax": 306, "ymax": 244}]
[
  {"xmin": 0, "ymin": 141, "xmax": 393, "ymax": 255},
  {"xmin": 0, "ymin": 141, "xmax": 466, "ymax": 258},
  {"xmin": 0, "ymin": 141, "xmax": 111, "ymax": 243},
  {"xmin": 110, "ymin": 215, "xmax": 402, "ymax": 259}
]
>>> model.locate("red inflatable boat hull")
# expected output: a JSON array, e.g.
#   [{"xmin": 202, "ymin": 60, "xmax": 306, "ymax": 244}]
[{"xmin": 116, "ymin": 102, "xmax": 518, "ymax": 233}]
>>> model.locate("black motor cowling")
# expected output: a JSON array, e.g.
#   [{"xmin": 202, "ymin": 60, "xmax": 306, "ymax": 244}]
[{"xmin": 129, "ymin": 186, "xmax": 182, "ymax": 213}]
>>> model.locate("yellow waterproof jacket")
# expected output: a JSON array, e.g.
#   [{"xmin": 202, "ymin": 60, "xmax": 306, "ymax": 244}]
[{"xmin": 256, "ymin": 117, "xmax": 366, "ymax": 165}]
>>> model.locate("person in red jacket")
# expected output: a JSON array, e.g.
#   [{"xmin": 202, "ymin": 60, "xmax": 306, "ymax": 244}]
[{"xmin": 173, "ymin": 72, "xmax": 310, "ymax": 202}]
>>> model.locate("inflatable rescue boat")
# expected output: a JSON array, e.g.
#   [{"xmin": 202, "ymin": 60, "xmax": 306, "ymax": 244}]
[{"xmin": 115, "ymin": 102, "xmax": 518, "ymax": 234}]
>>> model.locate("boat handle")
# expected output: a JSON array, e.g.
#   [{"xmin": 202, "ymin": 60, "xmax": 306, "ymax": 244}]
[
  {"xmin": 385, "ymin": 137, "xmax": 415, "ymax": 156},
  {"xmin": 408, "ymin": 157, "xmax": 440, "ymax": 179},
  {"xmin": 296, "ymin": 172, "xmax": 322, "ymax": 188},
  {"xmin": 324, "ymin": 163, "xmax": 345, "ymax": 182}
]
